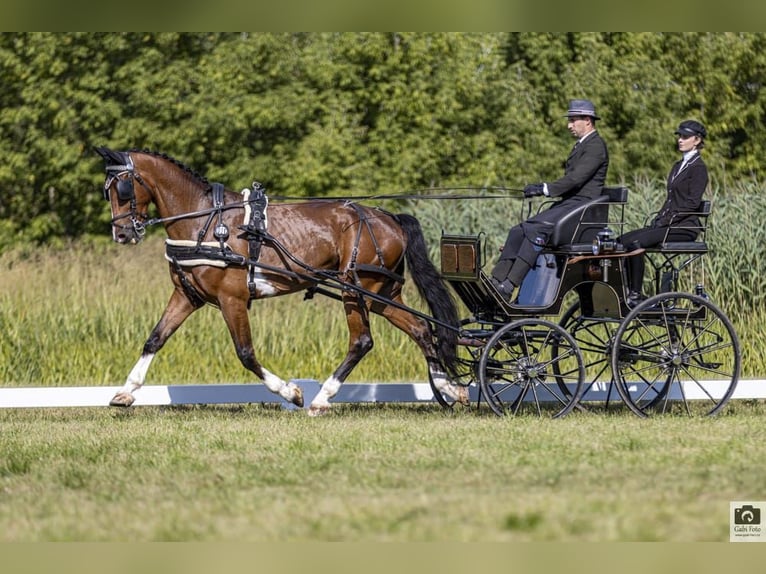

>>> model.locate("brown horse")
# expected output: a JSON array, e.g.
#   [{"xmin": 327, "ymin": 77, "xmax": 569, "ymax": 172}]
[{"xmin": 95, "ymin": 147, "xmax": 469, "ymax": 415}]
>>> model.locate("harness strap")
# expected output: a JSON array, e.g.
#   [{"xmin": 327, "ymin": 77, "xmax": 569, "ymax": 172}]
[
  {"xmin": 165, "ymin": 240, "xmax": 246, "ymax": 267},
  {"xmin": 346, "ymin": 203, "xmax": 389, "ymax": 286},
  {"xmin": 191, "ymin": 182, "xmax": 228, "ymax": 248},
  {"xmin": 355, "ymin": 263, "xmax": 405, "ymax": 284},
  {"xmin": 169, "ymin": 256, "xmax": 207, "ymax": 309},
  {"xmin": 238, "ymin": 182, "xmax": 269, "ymax": 300}
]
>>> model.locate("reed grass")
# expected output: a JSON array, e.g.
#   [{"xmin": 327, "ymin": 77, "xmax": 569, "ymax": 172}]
[{"xmin": 0, "ymin": 235, "xmax": 428, "ymax": 387}]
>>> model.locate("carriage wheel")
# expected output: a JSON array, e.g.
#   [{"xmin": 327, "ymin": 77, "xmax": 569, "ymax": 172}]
[
  {"xmin": 553, "ymin": 302, "xmax": 622, "ymax": 409},
  {"xmin": 479, "ymin": 319, "xmax": 584, "ymax": 418},
  {"xmin": 611, "ymin": 292, "xmax": 741, "ymax": 417}
]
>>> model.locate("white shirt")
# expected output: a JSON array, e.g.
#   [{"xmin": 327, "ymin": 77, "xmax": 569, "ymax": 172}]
[{"xmin": 672, "ymin": 150, "xmax": 699, "ymax": 181}]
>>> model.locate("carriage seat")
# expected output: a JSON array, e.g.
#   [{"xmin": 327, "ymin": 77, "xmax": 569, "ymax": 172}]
[
  {"xmin": 644, "ymin": 200, "xmax": 711, "ymax": 254},
  {"xmin": 548, "ymin": 186, "xmax": 629, "ymax": 254}
]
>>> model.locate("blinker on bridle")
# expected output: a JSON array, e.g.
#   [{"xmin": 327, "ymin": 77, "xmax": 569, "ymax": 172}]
[
  {"xmin": 103, "ymin": 155, "xmax": 148, "ymax": 239},
  {"xmin": 103, "ymin": 156, "xmax": 136, "ymax": 202}
]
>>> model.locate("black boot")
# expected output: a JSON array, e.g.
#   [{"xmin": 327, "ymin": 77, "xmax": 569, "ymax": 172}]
[
  {"xmin": 490, "ymin": 277, "xmax": 516, "ymax": 302},
  {"xmin": 626, "ymin": 290, "xmax": 646, "ymax": 308}
]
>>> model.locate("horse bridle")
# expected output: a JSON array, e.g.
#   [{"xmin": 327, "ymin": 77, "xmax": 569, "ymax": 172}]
[{"xmin": 103, "ymin": 155, "xmax": 150, "ymax": 239}]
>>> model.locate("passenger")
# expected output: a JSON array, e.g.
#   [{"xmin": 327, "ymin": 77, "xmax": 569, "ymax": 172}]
[
  {"xmin": 620, "ymin": 120, "xmax": 709, "ymax": 308},
  {"xmin": 491, "ymin": 98, "xmax": 610, "ymax": 302}
]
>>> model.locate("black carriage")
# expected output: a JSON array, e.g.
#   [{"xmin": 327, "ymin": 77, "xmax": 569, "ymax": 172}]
[{"xmin": 439, "ymin": 187, "xmax": 741, "ymax": 418}]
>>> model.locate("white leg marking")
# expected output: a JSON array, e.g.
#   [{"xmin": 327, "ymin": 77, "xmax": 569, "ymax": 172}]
[
  {"xmin": 310, "ymin": 376, "xmax": 342, "ymax": 410},
  {"xmin": 120, "ymin": 353, "xmax": 155, "ymax": 395},
  {"xmin": 249, "ymin": 273, "xmax": 279, "ymax": 298},
  {"xmin": 110, "ymin": 353, "xmax": 155, "ymax": 406},
  {"xmin": 262, "ymin": 368, "xmax": 300, "ymax": 402},
  {"xmin": 429, "ymin": 365, "xmax": 469, "ymax": 405}
]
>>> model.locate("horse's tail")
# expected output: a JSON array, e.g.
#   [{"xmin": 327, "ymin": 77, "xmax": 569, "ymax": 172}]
[{"xmin": 395, "ymin": 213, "xmax": 460, "ymax": 378}]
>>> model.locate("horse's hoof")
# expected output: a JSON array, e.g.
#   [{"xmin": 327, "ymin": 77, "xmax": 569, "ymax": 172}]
[
  {"xmin": 109, "ymin": 392, "xmax": 135, "ymax": 407},
  {"xmin": 291, "ymin": 386, "xmax": 304, "ymax": 408},
  {"xmin": 307, "ymin": 404, "xmax": 331, "ymax": 417},
  {"xmin": 443, "ymin": 385, "xmax": 470, "ymax": 406}
]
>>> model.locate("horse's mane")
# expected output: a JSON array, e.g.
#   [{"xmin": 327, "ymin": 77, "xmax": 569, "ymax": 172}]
[{"xmin": 129, "ymin": 148, "xmax": 212, "ymax": 192}]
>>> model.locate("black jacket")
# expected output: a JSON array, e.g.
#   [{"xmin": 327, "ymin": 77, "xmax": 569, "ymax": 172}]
[
  {"xmin": 653, "ymin": 154, "xmax": 708, "ymax": 229},
  {"xmin": 546, "ymin": 131, "xmax": 609, "ymax": 201}
]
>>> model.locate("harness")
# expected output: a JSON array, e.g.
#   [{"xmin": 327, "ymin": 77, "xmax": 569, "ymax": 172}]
[
  {"xmin": 165, "ymin": 191, "xmax": 405, "ymax": 306},
  {"xmin": 163, "ymin": 182, "xmax": 270, "ymax": 303},
  {"xmin": 102, "ymin": 155, "xmax": 403, "ymax": 306},
  {"xmin": 238, "ymin": 182, "xmax": 269, "ymax": 299},
  {"xmin": 345, "ymin": 202, "xmax": 403, "ymax": 286}
]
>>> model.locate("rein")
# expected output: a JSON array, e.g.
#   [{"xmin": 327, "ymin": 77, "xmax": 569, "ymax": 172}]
[
  {"xmin": 265, "ymin": 187, "xmax": 524, "ymax": 202},
  {"xmin": 117, "ymin": 188, "xmax": 525, "ymax": 232}
]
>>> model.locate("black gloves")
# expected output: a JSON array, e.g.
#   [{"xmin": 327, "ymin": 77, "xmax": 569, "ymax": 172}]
[{"xmin": 523, "ymin": 183, "xmax": 545, "ymax": 197}]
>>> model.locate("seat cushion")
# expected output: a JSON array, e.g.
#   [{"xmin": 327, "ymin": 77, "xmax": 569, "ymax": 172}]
[{"xmin": 648, "ymin": 242, "xmax": 708, "ymax": 253}]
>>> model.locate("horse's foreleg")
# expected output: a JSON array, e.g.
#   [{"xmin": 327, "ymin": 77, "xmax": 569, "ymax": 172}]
[
  {"xmin": 381, "ymin": 304, "xmax": 469, "ymax": 406},
  {"xmin": 219, "ymin": 297, "xmax": 303, "ymax": 408},
  {"xmin": 308, "ymin": 296, "xmax": 373, "ymax": 417},
  {"xmin": 110, "ymin": 290, "xmax": 197, "ymax": 407}
]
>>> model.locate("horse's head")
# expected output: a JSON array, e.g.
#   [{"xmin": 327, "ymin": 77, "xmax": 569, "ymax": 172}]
[{"xmin": 95, "ymin": 146, "xmax": 152, "ymax": 244}]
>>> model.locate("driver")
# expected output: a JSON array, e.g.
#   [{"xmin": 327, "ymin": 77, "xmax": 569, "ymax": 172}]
[{"xmin": 491, "ymin": 99, "xmax": 610, "ymax": 302}]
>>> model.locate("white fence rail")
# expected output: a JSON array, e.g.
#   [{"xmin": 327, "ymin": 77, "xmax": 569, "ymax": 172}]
[{"xmin": 1, "ymin": 379, "xmax": 764, "ymax": 409}]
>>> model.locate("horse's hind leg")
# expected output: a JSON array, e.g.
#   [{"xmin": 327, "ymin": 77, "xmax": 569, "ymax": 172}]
[
  {"xmin": 219, "ymin": 296, "xmax": 303, "ymax": 408},
  {"xmin": 308, "ymin": 294, "xmax": 374, "ymax": 416},
  {"xmin": 110, "ymin": 289, "xmax": 197, "ymax": 407},
  {"xmin": 380, "ymin": 301, "xmax": 469, "ymax": 406}
]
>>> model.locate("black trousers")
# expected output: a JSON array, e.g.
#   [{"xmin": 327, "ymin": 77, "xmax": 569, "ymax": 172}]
[
  {"xmin": 619, "ymin": 226, "xmax": 697, "ymax": 292},
  {"xmin": 491, "ymin": 200, "xmax": 580, "ymax": 287}
]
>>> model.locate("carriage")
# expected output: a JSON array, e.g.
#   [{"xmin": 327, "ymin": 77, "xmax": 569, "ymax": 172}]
[
  {"xmin": 96, "ymin": 148, "xmax": 741, "ymax": 418},
  {"xmin": 438, "ymin": 186, "xmax": 740, "ymax": 417}
]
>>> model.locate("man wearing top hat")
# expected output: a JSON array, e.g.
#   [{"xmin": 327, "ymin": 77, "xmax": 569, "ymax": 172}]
[{"xmin": 491, "ymin": 98, "xmax": 610, "ymax": 302}]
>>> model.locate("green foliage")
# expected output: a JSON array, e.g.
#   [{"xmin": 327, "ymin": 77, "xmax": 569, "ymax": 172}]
[{"xmin": 3, "ymin": 33, "xmax": 766, "ymax": 241}]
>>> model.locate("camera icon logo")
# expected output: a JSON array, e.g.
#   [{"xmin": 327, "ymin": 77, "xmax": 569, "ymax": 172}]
[{"xmin": 734, "ymin": 504, "xmax": 761, "ymax": 525}]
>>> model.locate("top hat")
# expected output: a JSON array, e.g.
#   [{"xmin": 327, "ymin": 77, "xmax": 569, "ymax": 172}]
[
  {"xmin": 564, "ymin": 99, "xmax": 600, "ymax": 120},
  {"xmin": 675, "ymin": 119, "xmax": 707, "ymax": 139}
]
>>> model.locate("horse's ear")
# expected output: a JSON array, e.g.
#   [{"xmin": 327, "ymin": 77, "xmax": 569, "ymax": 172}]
[
  {"xmin": 94, "ymin": 146, "xmax": 127, "ymax": 166},
  {"xmin": 94, "ymin": 146, "xmax": 111, "ymax": 161}
]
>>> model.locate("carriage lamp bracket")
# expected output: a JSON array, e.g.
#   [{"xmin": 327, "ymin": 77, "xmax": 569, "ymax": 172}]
[
  {"xmin": 599, "ymin": 258, "xmax": 612, "ymax": 282},
  {"xmin": 592, "ymin": 227, "xmax": 617, "ymax": 255}
]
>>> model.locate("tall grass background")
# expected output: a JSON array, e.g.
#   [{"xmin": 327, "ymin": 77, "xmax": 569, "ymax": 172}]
[{"xmin": 1, "ymin": 176, "xmax": 764, "ymax": 387}]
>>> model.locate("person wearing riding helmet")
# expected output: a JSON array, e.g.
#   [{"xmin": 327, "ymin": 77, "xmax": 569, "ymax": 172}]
[
  {"xmin": 620, "ymin": 119, "xmax": 709, "ymax": 308},
  {"xmin": 491, "ymin": 98, "xmax": 609, "ymax": 302}
]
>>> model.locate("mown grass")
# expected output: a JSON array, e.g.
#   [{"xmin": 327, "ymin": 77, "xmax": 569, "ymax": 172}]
[{"xmin": 1, "ymin": 400, "xmax": 764, "ymax": 542}]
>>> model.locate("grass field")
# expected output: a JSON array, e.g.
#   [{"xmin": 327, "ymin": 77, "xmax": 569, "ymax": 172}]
[{"xmin": 1, "ymin": 400, "xmax": 765, "ymax": 542}]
